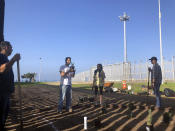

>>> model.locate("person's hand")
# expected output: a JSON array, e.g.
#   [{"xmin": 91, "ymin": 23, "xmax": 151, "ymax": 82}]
[
  {"xmin": 70, "ymin": 68, "xmax": 73, "ymax": 72},
  {"xmin": 70, "ymin": 65, "xmax": 75, "ymax": 72},
  {"xmin": 12, "ymin": 53, "xmax": 21, "ymax": 62},
  {"xmin": 151, "ymin": 82, "xmax": 155, "ymax": 88},
  {"xmin": 70, "ymin": 68, "xmax": 76, "ymax": 73},
  {"xmin": 152, "ymin": 79, "xmax": 155, "ymax": 83},
  {"xmin": 148, "ymin": 67, "xmax": 152, "ymax": 72}
]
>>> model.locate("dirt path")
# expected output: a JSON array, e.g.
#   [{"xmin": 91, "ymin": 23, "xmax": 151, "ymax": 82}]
[{"xmin": 5, "ymin": 84, "xmax": 175, "ymax": 131}]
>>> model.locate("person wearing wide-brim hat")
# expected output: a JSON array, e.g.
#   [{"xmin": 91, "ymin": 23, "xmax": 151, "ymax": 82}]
[{"xmin": 148, "ymin": 57, "xmax": 162, "ymax": 109}]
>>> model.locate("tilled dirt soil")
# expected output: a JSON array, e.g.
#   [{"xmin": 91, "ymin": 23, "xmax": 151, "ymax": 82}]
[{"xmin": 5, "ymin": 84, "xmax": 175, "ymax": 131}]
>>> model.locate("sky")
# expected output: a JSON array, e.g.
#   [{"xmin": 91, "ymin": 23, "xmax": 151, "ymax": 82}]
[{"xmin": 3, "ymin": 0, "xmax": 175, "ymax": 81}]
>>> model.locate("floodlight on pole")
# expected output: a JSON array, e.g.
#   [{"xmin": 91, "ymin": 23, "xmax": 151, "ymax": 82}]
[
  {"xmin": 119, "ymin": 12, "xmax": 130, "ymax": 63},
  {"xmin": 158, "ymin": 0, "xmax": 164, "ymax": 83}
]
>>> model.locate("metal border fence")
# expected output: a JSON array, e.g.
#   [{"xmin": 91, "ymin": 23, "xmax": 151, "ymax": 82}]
[{"xmin": 73, "ymin": 57, "xmax": 175, "ymax": 82}]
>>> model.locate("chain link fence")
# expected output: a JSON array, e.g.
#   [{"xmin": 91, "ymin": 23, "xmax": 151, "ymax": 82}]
[{"xmin": 73, "ymin": 57, "xmax": 175, "ymax": 82}]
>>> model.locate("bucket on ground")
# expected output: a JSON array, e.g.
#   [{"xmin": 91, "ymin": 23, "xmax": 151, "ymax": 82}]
[{"xmin": 122, "ymin": 80, "xmax": 127, "ymax": 90}]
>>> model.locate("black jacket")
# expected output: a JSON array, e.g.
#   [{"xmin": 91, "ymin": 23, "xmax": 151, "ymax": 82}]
[{"xmin": 0, "ymin": 53, "xmax": 14, "ymax": 94}]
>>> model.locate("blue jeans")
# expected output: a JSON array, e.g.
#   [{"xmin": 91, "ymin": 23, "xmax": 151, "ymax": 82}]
[
  {"xmin": 153, "ymin": 83, "xmax": 161, "ymax": 107},
  {"xmin": 58, "ymin": 85, "xmax": 72, "ymax": 111},
  {"xmin": 0, "ymin": 94, "xmax": 10, "ymax": 130}
]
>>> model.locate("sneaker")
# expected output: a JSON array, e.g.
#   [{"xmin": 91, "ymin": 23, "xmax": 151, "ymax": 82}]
[
  {"xmin": 58, "ymin": 110, "xmax": 62, "ymax": 114},
  {"xmin": 66, "ymin": 108, "xmax": 73, "ymax": 113}
]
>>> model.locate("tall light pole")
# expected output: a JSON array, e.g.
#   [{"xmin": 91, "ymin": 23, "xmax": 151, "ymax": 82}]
[
  {"xmin": 158, "ymin": 0, "xmax": 164, "ymax": 82},
  {"xmin": 119, "ymin": 12, "xmax": 130, "ymax": 63},
  {"xmin": 39, "ymin": 57, "xmax": 42, "ymax": 82},
  {"xmin": 0, "ymin": 0, "xmax": 5, "ymax": 42}
]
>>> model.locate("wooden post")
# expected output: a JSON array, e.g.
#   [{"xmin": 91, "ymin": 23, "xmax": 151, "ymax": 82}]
[
  {"xmin": 17, "ymin": 61, "xmax": 23, "ymax": 131},
  {"xmin": 0, "ymin": 0, "xmax": 5, "ymax": 42}
]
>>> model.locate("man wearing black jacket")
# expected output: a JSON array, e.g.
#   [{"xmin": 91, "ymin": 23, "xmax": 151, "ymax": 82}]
[{"xmin": 0, "ymin": 41, "xmax": 20, "ymax": 131}]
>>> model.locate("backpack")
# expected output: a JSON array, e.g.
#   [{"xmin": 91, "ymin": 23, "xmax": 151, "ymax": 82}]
[{"xmin": 164, "ymin": 88, "xmax": 175, "ymax": 97}]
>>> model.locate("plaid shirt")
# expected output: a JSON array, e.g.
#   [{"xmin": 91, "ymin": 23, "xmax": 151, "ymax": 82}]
[{"xmin": 151, "ymin": 63, "xmax": 162, "ymax": 84}]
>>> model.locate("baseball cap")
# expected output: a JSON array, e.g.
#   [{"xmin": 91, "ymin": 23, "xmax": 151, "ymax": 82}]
[{"xmin": 149, "ymin": 57, "xmax": 157, "ymax": 61}]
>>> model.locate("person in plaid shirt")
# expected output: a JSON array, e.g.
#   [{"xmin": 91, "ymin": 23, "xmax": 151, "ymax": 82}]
[{"xmin": 149, "ymin": 57, "xmax": 162, "ymax": 109}]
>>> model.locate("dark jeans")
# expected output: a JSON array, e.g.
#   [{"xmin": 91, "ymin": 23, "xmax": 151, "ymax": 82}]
[
  {"xmin": 153, "ymin": 83, "xmax": 161, "ymax": 107},
  {"xmin": 0, "ymin": 94, "xmax": 10, "ymax": 131}
]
